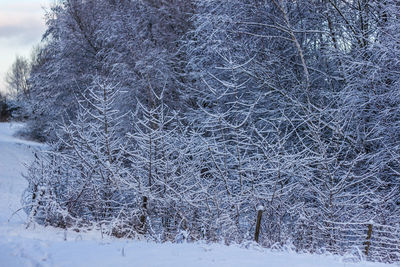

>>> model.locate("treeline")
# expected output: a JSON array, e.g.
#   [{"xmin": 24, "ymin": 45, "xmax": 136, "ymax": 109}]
[{"xmin": 13, "ymin": 0, "xmax": 400, "ymax": 263}]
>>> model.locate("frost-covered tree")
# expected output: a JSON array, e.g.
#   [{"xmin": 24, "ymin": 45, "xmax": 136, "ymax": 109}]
[
  {"xmin": 5, "ymin": 56, "xmax": 30, "ymax": 98},
  {"xmin": 27, "ymin": 0, "xmax": 194, "ymax": 140},
  {"xmin": 24, "ymin": 79, "xmax": 133, "ymax": 234}
]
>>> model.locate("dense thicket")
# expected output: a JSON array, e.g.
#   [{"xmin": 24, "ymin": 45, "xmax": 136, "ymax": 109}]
[
  {"xmin": 0, "ymin": 95, "xmax": 11, "ymax": 121},
  {"xmin": 21, "ymin": 0, "xmax": 399, "ymax": 263}
]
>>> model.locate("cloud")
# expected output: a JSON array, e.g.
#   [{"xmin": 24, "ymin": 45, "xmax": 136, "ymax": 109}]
[
  {"xmin": 0, "ymin": 1, "xmax": 47, "ymax": 16},
  {"xmin": 0, "ymin": 0, "xmax": 47, "ymax": 95},
  {"xmin": 0, "ymin": 20, "xmax": 44, "ymax": 44},
  {"xmin": 0, "ymin": 0, "xmax": 47, "ymax": 42}
]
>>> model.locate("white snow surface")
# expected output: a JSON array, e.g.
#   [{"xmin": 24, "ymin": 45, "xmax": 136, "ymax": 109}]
[{"xmin": 0, "ymin": 122, "xmax": 395, "ymax": 267}]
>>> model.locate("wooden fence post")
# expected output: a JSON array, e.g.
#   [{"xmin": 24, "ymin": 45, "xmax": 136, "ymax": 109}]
[
  {"xmin": 254, "ymin": 205, "xmax": 264, "ymax": 243},
  {"xmin": 364, "ymin": 223, "xmax": 373, "ymax": 257}
]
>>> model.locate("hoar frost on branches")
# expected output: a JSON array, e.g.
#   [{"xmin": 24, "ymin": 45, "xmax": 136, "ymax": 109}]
[{"xmin": 23, "ymin": 0, "xmax": 400, "ymax": 263}]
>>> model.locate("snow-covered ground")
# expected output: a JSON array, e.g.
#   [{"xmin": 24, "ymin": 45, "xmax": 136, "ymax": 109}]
[{"xmin": 0, "ymin": 122, "xmax": 396, "ymax": 267}]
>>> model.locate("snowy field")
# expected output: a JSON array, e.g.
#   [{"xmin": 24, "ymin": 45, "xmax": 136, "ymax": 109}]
[{"xmin": 0, "ymin": 122, "xmax": 396, "ymax": 267}]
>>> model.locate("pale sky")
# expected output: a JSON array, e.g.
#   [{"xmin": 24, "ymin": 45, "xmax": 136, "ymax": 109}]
[{"xmin": 0, "ymin": 0, "xmax": 48, "ymax": 95}]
